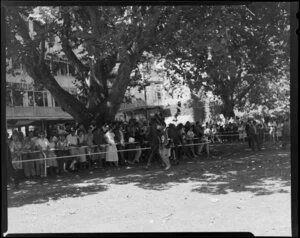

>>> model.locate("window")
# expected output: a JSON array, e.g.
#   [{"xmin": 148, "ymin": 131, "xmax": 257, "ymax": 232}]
[
  {"xmin": 34, "ymin": 91, "xmax": 44, "ymax": 106},
  {"xmin": 28, "ymin": 91, "xmax": 34, "ymax": 106},
  {"xmin": 6, "ymin": 88, "xmax": 13, "ymax": 106},
  {"xmin": 157, "ymin": 92, "xmax": 162, "ymax": 101},
  {"xmin": 12, "ymin": 90, "xmax": 24, "ymax": 106},
  {"xmin": 43, "ymin": 92, "xmax": 48, "ymax": 107},
  {"xmin": 34, "ymin": 83, "xmax": 45, "ymax": 91}
]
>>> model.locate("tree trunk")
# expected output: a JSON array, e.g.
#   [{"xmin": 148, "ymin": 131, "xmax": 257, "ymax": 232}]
[
  {"xmin": 222, "ymin": 103, "xmax": 235, "ymax": 119},
  {"xmin": 221, "ymin": 94, "xmax": 235, "ymax": 119},
  {"xmin": 91, "ymin": 53, "xmax": 140, "ymax": 126}
]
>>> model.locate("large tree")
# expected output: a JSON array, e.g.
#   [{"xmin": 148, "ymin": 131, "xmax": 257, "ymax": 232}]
[
  {"xmin": 160, "ymin": 2, "xmax": 290, "ymax": 118},
  {"xmin": 5, "ymin": 5, "xmax": 190, "ymax": 126},
  {"xmin": 4, "ymin": 3, "xmax": 290, "ymax": 125}
]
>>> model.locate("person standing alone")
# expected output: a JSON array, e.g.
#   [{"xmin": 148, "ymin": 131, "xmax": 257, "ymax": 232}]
[
  {"xmin": 158, "ymin": 122, "xmax": 171, "ymax": 170},
  {"xmin": 249, "ymin": 120, "xmax": 261, "ymax": 151}
]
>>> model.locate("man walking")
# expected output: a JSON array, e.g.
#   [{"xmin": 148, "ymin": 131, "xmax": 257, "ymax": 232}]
[
  {"xmin": 250, "ymin": 120, "xmax": 261, "ymax": 151},
  {"xmin": 245, "ymin": 119, "xmax": 253, "ymax": 149},
  {"xmin": 158, "ymin": 122, "xmax": 171, "ymax": 171},
  {"xmin": 144, "ymin": 119, "xmax": 161, "ymax": 170}
]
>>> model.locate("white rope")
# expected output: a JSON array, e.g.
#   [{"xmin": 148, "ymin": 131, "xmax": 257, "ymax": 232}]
[{"xmin": 12, "ymin": 142, "xmax": 211, "ymax": 164}]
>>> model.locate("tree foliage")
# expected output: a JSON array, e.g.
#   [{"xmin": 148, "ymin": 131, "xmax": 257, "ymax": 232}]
[
  {"xmin": 160, "ymin": 3, "xmax": 290, "ymax": 118},
  {"xmin": 4, "ymin": 3, "xmax": 290, "ymax": 125},
  {"xmin": 5, "ymin": 5, "xmax": 182, "ymax": 125}
]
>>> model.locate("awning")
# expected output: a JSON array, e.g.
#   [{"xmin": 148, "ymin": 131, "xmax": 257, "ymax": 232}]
[
  {"xmin": 7, "ymin": 118, "xmax": 75, "ymax": 128},
  {"xmin": 14, "ymin": 120, "xmax": 35, "ymax": 126},
  {"xmin": 119, "ymin": 105, "xmax": 162, "ymax": 113}
]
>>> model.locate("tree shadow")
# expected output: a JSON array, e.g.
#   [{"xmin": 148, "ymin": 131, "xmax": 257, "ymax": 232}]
[
  {"xmin": 7, "ymin": 144, "xmax": 291, "ymax": 208},
  {"xmin": 7, "ymin": 171, "xmax": 109, "ymax": 208},
  {"xmin": 108, "ymin": 145, "xmax": 291, "ymax": 195}
]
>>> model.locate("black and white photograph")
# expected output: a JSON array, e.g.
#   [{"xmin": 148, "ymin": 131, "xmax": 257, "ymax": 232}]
[{"xmin": 1, "ymin": 1, "xmax": 298, "ymax": 236}]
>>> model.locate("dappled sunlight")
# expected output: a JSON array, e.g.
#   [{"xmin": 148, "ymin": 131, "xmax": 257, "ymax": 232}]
[
  {"xmin": 7, "ymin": 144, "xmax": 291, "ymax": 207},
  {"xmin": 72, "ymin": 182, "xmax": 96, "ymax": 188}
]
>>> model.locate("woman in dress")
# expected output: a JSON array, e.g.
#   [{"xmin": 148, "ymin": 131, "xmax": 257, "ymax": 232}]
[
  {"xmin": 47, "ymin": 135, "xmax": 58, "ymax": 176},
  {"xmin": 238, "ymin": 122, "xmax": 246, "ymax": 143},
  {"xmin": 85, "ymin": 126, "xmax": 95, "ymax": 169},
  {"xmin": 9, "ymin": 130, "xmax": 23, "ymax": 186},
  {"xmin": 276, "ymin": 120, "xmax": 283, "ymax": 142},
  {"xmin": 114, "ymin": 123, "xmax": 126, "ymax": 166},
  {"xmin": 66, "ymin": 128, "xmax": 80, "ymax": 171},
  {"xmin": 212, "ymin": 124, "xmax": 222, "ymax": 143},
  {"xmin": 104, "ymin": 125, "xmax": 119, "ymax": 168},
  {"xmin": 56, "ymin": 132, "xmax": 68, "ymax": 174},
  {"xmin": 22, "ymin": 134, "xmax": 36, "ymax": 179},
  {"xmin": 77, "ymin": 129, "xmax": 88, "ymax": 169},
  {"xmin": 158, "ymin": 122, "xmax": 171, "ymax": 170},
  {"xmin": 186, "ymin": 126, "xmax": 197, "ymax": 159},
  {"xmin": 268, "ymin": 119, "xmax": 277, "ymax": 143},
  {"xmin": 198, "ymin": 125, "xmax": 210, "ymax": 158},
  {"xmin": 125, "ymin": 123, "xmax": 137, "ymax": 164},
  {"xmin": 35, "ymin": 131, "xmax": 50, "ymax": 178}
]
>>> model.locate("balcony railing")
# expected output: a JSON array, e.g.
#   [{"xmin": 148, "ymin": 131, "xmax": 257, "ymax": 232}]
[
  {"xmin": 6, "ymin": 106, "xmax": 73, "ymax": 120},
  {"xmin": 119, "ymin": 99, "xmax": 147, "ymax": 111}
]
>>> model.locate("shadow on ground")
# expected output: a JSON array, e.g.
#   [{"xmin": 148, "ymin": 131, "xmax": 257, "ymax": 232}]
[{"xmin": 7, "ymin": 143, "xmax": 291, "ymax": 208}]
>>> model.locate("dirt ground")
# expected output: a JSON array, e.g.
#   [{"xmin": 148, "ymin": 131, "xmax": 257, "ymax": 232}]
[{"xmin": 5, "ymin": 142, "xmax": 291, "ymax": 236}]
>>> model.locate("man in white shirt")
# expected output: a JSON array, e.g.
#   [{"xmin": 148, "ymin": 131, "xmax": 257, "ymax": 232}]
[{"xmin": 198, "ymin": 125, "xmax": 210, "ymax": 158}]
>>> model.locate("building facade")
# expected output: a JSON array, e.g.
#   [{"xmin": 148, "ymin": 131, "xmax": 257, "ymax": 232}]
[
  {"xmin": 6, "ymin": 58, "xmax": 77, "ymax": 135},
  {"xmin": 6, "ymin": 55, "xmax": 207, "ymax": 137}
]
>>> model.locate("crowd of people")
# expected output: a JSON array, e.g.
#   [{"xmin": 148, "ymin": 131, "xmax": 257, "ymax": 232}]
[{"xmin": 6, "ymin": 113, "xmax": 290, "ymax": 189}]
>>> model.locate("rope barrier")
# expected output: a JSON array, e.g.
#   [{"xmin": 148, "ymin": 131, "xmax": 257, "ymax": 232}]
[
  {"xmin": 12, "ymin": 141, "xmax": 211, "ymax": 164},
  {"xmin": 11, "ymin": 131, "xmax": 275, "ymax": 162},
  {"xmin": 16, "ymin": 142, "xmax": 142, "ymax": 155}
]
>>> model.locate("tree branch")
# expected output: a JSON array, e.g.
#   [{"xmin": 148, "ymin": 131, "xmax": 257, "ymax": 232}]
[
  {"xmin": 39, "ymin": 26, "xmax": 46, "ymax": 65},
  {"xmin": 9, "ymin": 7, "xmax": 92, "ymax": 123},
  {"xmin": 137, "ymin": 6, "xmax": 163, "ymax": 51},
  {"xmin": 234, "ymin": 75, "xmax": 259, "ymax": 102},
  {"xmin": 61, "ymin": 38, "xmax": 90, "ymax": 75},
  {"xmin": 156, "ymin": 8, "xmax": 182, "ymax": 42},
  {"xmin": 85, "ymin": 6, "xmax": 102, "ymax": 39},
  {"xmin": 60, "ymin": 12, "xmax": 90, "ymax": 77}
]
